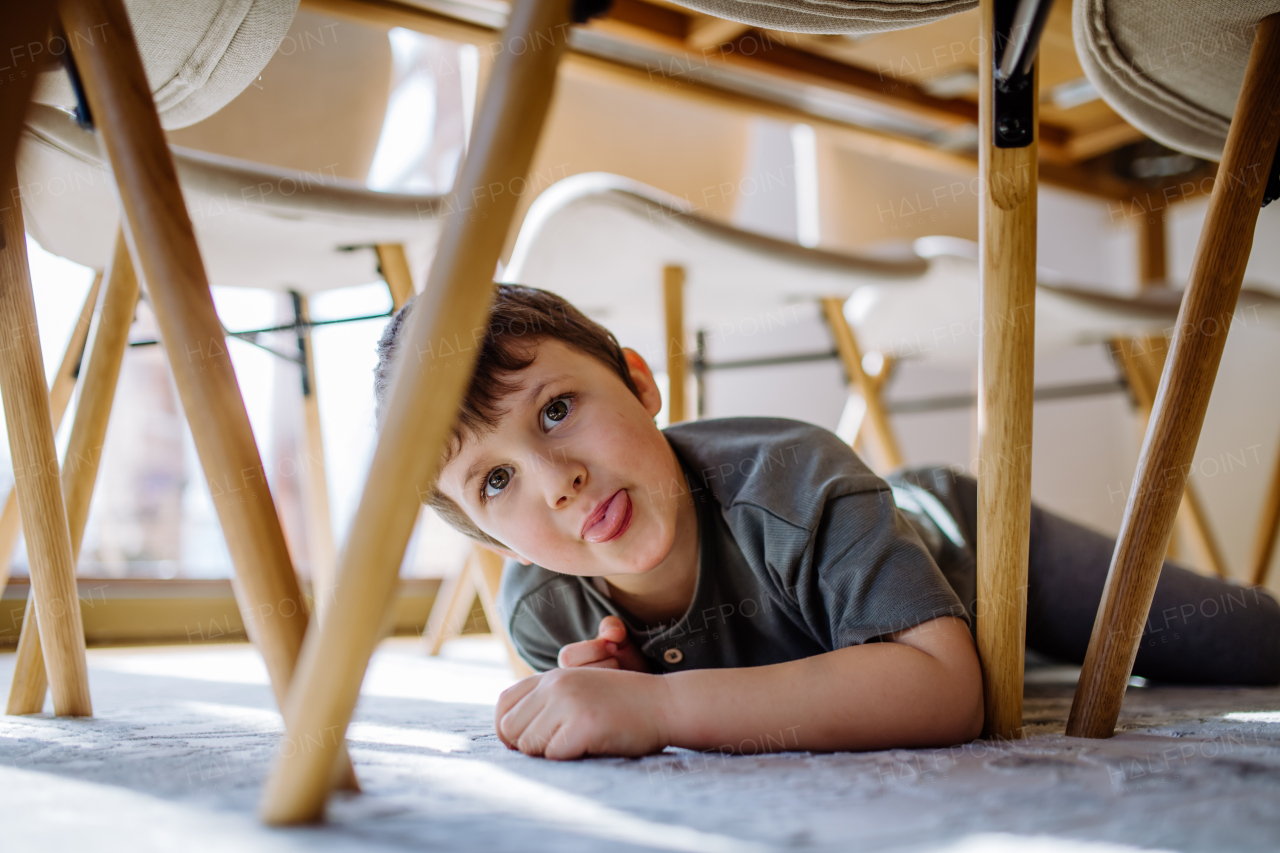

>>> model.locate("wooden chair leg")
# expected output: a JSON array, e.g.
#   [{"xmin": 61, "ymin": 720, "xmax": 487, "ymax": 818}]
[
  {"xmin": 0, "ymin": 166, "xmax": 91, "ymax": 717},
  {"xmin": 822, "ymin": 297, "xmax": 904, "ymax": 472},
  {"xmin": 291, "ymin": 293, "xmax": 338, "ymax": 624},
  {"xmin": 261, "ymin": 0, "xmax": 574, "ymax": 824},
  {"xmin": 376, "ymin": 244, "xmax": 415, "ymax": 310},
  {"xmin": 60, "ymin": 0, "xmax": 357, "ymax": 788},
  {"xmin": 1113, "ymin": 336, "xmax": 1228, "ymax": 577},
  {"xmin": 8, "ymin": 231, "xmax": 135, "ymax": 715},
  {"xmin": 420, "ymin": 553, "xmax": 479, "ymax": 656},
  {"xmin": 976, "ymin": 0, "xmax": 1038, "ymax": 742},
  {"xmin": 0, "ymin": 3, "xmax": 56, "ymax": 190},
  {"xmin": 471, "ymin": 546, "xmax": 535, "ymax": 677},
  {"xmin": 0, "ymin": 271, "xmax": 101, "ymax": 602},
  {"xmin": 663, "ymin": 265, "xmax": 687, "ymax": 424},
  {"xmin": 1250, "ymin": 435, "xmax": 1280, "ymax": 586},
  {"xmin": 1068, "ymin": 15, "xmax": 1280, "ymax": 739}
]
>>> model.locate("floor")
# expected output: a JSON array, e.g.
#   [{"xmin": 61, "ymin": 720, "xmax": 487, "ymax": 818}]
[{"xmin": 2, "ymin": 638, "xmax": 1280, "ymax": 853}]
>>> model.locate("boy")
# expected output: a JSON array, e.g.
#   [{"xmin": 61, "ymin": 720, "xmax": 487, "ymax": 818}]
[{"xmin": 376, "ymin": 285, "xmax": 1280, "ymax": 761}]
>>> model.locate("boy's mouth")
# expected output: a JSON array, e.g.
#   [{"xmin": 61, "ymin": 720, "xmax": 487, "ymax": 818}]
[{"xmin": 581, "ymin": 489, "xmax": 632, "ymax": 543}]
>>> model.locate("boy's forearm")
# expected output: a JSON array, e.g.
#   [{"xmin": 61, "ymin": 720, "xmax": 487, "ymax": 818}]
[{"xmin": 657, "ymin": 625, "xmax": 983, "ymax": 753}]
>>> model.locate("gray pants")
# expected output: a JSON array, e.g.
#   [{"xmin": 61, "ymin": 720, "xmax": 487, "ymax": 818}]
[{"xmin": 944, "ymin": 472, "xmax": 1280, "ymax": 685}]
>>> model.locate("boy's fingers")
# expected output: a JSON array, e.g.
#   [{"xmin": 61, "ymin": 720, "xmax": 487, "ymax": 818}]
[
  {"xmin": 557, "ymin": 638, "xmax": 612, "ymax": 668},
  {"xmin": 495, "ymin": 674, "xmax": 541, "ymax": 747},
  {"xmin": 499, "ymin": 681, "xmax": 551, "ymax": 746},
  {"xmin": 596, "ymin": 615, "xmax": 629, "ymax": 643}
]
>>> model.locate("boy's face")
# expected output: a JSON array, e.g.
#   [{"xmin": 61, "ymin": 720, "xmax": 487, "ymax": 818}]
[{"xmin": 436, "ymin": 338, "xmax": 683, "ymax": 578}]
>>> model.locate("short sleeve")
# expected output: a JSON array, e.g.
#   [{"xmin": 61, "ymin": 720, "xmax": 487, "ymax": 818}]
[
  {"xmin": 739, "ymin": 489, "xmax": 968, "ymax": 650},
  {"xmin": 498, "ymin": 563, "xmax": 614, "ymax": 673}
]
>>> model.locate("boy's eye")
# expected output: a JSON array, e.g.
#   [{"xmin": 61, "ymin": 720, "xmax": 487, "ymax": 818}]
[
  {"xmin": 542, "ymin": 396, "xmax": 571, "ymax": 430},
  {"xmin": 483, "ymin": 466, "xmax": 513, "ymax": 501}
]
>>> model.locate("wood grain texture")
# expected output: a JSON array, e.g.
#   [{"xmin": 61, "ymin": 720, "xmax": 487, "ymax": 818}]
[
  {"xmin": 1113, "ymin": 336, "xmax": 1228, "ymax": 579},
  {"xmin": 260, "ymin": 0, "xmax": 574, "ymax": 823},
  {"xmin": 376, "ymin": 244, "xmax": 415, "ymax": 310},
  {"xmin": 0, "ymin": 3, "xmax": 56, "ymax": 207},
  {"xmin": 975, "ymin": 0, "xmax": 1037, "ymax": 742},
  {"xmin": 663, "ymin": 265, "xmax": 687, "ymax": 424},
  {"xmin": 59, "ymin": 0, "xmax": 356, "ymax": 787},
  {"xmin": 0, "ymin": 271, "xmax": 100, "ymax": 602},
  {"xmin": 1250, "ymin": 439, "xmax": 1280, "ymax": 585},
  {"xmin": 0, "ymin": 165, "xmax": 91, "ymax": 717},
  {"xmin": 294, "ymin": 293, "xmax": 338, "ymax": 625},
  {"xmin": 7, "ymin": 232, "xmax": 137, "ymax": 714},
  {"xmin": 822, "ymin": 297, "xmax": 903, "ymax": 473},
  {"xmin": 1067, "ymin": 15, "xmax": 1280, "ymax": 740}
]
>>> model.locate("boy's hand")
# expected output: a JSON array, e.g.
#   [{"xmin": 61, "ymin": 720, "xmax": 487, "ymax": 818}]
[
  {"xmin": 556, "ymin": 615, "xmax": 651, "ymax": 672},
  {"xmin": 495, "ymin": 667, "xmax": 672, "ymax": 759}
]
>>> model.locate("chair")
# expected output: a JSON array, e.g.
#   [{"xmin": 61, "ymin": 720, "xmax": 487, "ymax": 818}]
[
  {"xmin": 259, "ymin": 0, "xmax": 1051, "ymax": 822},
  {"xmin": 1065, "ymin": 0, "xmax": 1280, "ymax": 738}
]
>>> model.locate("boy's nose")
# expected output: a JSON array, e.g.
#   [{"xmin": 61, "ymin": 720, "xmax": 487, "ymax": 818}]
[{"xmin": 549, "ymin": 467, "xmax": 586, "ymax": 509}]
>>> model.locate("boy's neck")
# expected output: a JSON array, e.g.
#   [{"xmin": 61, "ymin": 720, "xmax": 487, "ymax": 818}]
[{"xmin": 601, "ymin": 467, "xmax": 699, "ymax": 628}]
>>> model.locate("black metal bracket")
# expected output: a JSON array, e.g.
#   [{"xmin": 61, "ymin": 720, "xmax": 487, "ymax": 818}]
[
  {"xmin": 1263, "ymin": 136, "xmax": 1280, "ymax": 207},
  {"xmin": 992, "ymin": 0, "xmax": 1053, "ymax": 149},
  {"xmin": 60, "ymin": 31, "xmax": 94, "ymax": 131},
  {"xmin": 572, "ymin": 0, "xmax": 613, "ymax": 24}
]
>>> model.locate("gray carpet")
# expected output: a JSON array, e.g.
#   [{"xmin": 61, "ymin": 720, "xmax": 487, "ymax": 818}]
[{"xmin": 3, "ymin": 638, "xmax": 1280, "ymax": 853}]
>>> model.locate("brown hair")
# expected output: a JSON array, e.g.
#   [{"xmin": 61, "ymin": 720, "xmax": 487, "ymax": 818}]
[{"xmin": 374, "ymin": 284, "xmax": 641, "ymax": 550}]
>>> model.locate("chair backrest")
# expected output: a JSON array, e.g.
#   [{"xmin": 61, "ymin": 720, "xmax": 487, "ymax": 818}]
[
  {"xmin": 1074, "ymin": 0, "xmax": 1280, "ymax": 160},
  {"xmin": 663, "ymin": 0, "xmax": 975, "ymax": 34},
  {"xmin": 33, "ymin": 0, "xmax": 299, "ymax": 130}
]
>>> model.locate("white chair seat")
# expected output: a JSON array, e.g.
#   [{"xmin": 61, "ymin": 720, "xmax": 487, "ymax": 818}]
[
  {"xmin": 18, "ymin": 105, "xmax": 442, "ymax": 294},
  {"xmin": 1074, "ymin": 0, "xmax": 1280, "ymax": 160},
  {"xmin": 663, "ymin": 0, "xmax": 974, "ymax": 35},
  {"xmin": 34, "ymin": 0, "xmax": 299, "ymax": 130}
]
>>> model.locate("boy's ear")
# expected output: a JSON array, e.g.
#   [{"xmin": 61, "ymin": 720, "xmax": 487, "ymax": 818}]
[
  {"xmin": 486, "ymin": 544, "xmax": 532, "ymax": 566},
  {"xmin": 621, "ymin": 347, "xmax": 663, "ymax": 418}
]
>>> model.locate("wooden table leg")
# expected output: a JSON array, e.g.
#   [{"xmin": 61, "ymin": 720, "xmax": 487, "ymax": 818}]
[
  {"xmin": 260, "ymin": 0, "xmax": 574, "ymax": 824},
  {"xmin": 60, "ymin": 0, "xmax": 357, "ymax": 787},
  {"xmin": 0, "ymin": 271, "xmax": 101, "ymax": 602},
  {"xmin": 7, "ymin": 231, "xmax": 134, "ymax": 715},
  {"xmin": 976, "ymin": 0, "xmax": 1038, "ymax": 742},
  {"xmin": 420, "ymin": 554, "xmax": 479, "ymax": 656},
  {"xmin": 663, "ymin": 265, "xmax": 687, "ymax": 424},
  {"xmin": 822, "ymin": 297, "xmax": 904, "ymax": 472},
  {"xmin": 1067, "ymin": 14, "xmax": 1280, "ymax": 739},
  {"xmin": 0, "ymin": 165, "xmax": 91, "ymax": 717},
  {"xmin": 376, "ymin": 244, "xmax": 415, "ymax": 310}
]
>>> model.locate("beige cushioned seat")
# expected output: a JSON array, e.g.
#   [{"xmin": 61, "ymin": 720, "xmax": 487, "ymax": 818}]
[
  {"xmin": 1075, "ymin": 0, "xmax": 1280, "ymax": 160},
  {"xmin": 663, "ymin": 0, "xmax": 974, "ymax": 35},
  {"xmin": 19, "ymin": 104, "xmax": 442, "ymax": 293},
  {"xmin": 34, "ymin": 0, "xmax": 299, "ymax": 129}
]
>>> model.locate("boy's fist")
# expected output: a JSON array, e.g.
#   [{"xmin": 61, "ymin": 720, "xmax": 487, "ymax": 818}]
[{"xmin": 556, "ymin": 615, "xmax": 650, "ymax": 672}]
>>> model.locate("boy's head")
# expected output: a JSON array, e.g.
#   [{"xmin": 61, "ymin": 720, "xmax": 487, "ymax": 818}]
[{"xmin": 375, "ymin": 284, "xmax": 687, "ymax": 578}]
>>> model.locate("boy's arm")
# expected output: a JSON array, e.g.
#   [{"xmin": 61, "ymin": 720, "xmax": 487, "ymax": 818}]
[{"xmin": 495, "ymin": 615, "xmax": 983, "ymax": 759}]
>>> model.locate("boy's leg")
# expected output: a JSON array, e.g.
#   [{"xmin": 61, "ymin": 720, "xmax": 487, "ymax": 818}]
[{"xmin": 948, "ymin": 473, "xmax": 1280, "ymax": 685}]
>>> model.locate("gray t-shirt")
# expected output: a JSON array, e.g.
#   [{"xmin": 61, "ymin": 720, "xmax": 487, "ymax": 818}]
[{"xmin": 497, "ymin": 417, "xmax": 970, "ymax": 673}]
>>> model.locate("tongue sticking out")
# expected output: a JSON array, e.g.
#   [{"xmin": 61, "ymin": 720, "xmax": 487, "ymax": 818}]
[{"xmin": 583, "ymin": 490, "xmax": 632, "ymax": 543}]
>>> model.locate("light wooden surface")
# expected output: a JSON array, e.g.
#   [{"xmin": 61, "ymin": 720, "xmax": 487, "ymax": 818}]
[
  {"xmin": 1067, "ymin": 15, "xmax": 1280, "ymax": 740},
  {"xmin": 975, "ymin": 0, "xmax": 1037, "ymax": 742},
  {"xmin": 0, "ymin": 166, "xmax": 92, "ymax": 717},
  {"xmin": 1112, "ymin": 336, "xmax": 1228, "ymax": 579},
  {"xmin": 420, "ymin": 557, "xmax": 479, "ymax": 655},
  {"xmin": 1136, "ymin": 214, "xmax": 1167, "ymax": 290},
  {"xmin": 376, "ymin": 244, "xmax": 416, "ymax": 310},
  {"xmin": 822, "ymin": 297, "xmax": 904, "ymax": 473},
  {"xmin": 293, "ymin": 293, "xmax": 339, "ymax": 625},
  {"xmin": 260, "ymin": 0, "xmax": 574, "ymax": 823},
  {"xmin": 0, "ymin": 272, "xmax": 101, "ymax": 602},
  {"xmin": 663, "ymin": 265, "xmax": 687, "ymax": 424},
  {"xmin": 1251, "ymin": 440, "xmax": 1280, "ymax": 585},
  {"xmin": 61, "ymin": 0, "xmax": 356, "ymax": 787},
  {"xmin": 8, "ymin": 232, "xmax": 137, "ymax": 715}
]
